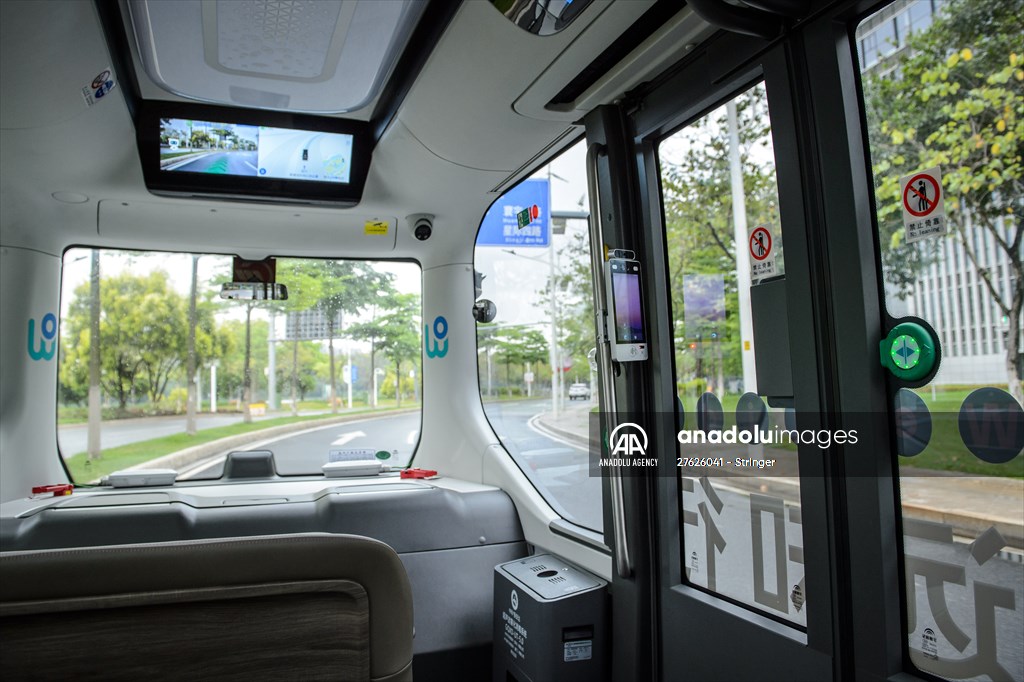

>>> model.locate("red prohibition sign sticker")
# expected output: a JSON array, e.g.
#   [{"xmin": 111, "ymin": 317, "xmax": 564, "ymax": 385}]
[
  {"xmin": 749, "ymin": 226, "xmax": 772, "ymax": 261},
  {"xmin": 903, "ymin": 173, "xmax": 941, "ymax": 218},
  {"xmin": 91, "ymin": 70, "xmax": 111, "ymax": 90}
]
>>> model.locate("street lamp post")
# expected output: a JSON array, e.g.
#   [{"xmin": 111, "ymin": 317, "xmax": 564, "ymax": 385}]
[
  {"xmin": 373, "ymin": 367, "xmax": 385, "ymax": 407},
  {"xmin": 208, "ymin": 360, "xmax": 219, "ymax": 413}
]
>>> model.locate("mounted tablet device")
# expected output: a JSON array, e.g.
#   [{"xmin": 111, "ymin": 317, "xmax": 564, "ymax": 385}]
[
  {"xmin": 606, "ymin": 257, "xmax": 648, "ymax": 362},
  {"xmin": 137, "ymin": 101, "xmax": 372, "ymax": 206}
]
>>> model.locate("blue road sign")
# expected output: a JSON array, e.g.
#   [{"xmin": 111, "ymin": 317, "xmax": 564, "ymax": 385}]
[{"xmin": 477, "ymin": 178, "xmax": 549, "ymax": 247}]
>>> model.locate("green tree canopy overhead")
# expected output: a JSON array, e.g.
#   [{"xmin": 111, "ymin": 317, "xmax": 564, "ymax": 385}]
[{"xmin": 862, "ymin": 0, "xmax": 1023, "ymax": 400}]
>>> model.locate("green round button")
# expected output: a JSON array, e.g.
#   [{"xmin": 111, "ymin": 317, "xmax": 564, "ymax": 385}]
[
  {"xmin": 890, "ymin": 334, "xmax": 920, "ymax": 369},
  {"xmin": 880, "ymin": 322, "xmax": 936, "ymax": 381}
]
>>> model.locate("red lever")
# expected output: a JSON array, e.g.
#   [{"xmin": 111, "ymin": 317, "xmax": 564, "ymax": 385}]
[
  {"xmin": 32, "ymin": 484, "xmax": 74, "ymax": 497},
  {"xmin": 400, "ymin": 468, "xmax": 438, "ymax": 479}
]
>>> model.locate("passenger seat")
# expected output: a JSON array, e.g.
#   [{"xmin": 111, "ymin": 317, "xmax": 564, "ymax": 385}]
[{"xmin": 0, "ymin": 533, "xmax": 413, "ymax": 681}]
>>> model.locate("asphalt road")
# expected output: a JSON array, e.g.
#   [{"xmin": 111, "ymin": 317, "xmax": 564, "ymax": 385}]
[
  {"xmin": 167, "ymin": 151, "xmax": 258, "ymax": 174},
  {"xmin": 483, "ymin": 399, "xmax": 604, "ymax": 531},
  {"xmin": 162, "ymin": 399, "xmax": 606, "ymax": 531},
  {"xmin": 57, "ymin": 411, "xmax": 319, "ymax": 456},
  {"xmin": 183, "ymin": 411, "xmax": 422, "ymax": 479}
]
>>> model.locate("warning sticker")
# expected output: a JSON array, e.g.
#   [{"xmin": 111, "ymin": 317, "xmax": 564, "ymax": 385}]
[
  {"xmin": 82, "ymin": 67, "xmax": 116, "ymax": 107},
  {"xmin": 749, "ymin": 225, "xmax": 777, "ymax": 280},
  {"xmin": 564, "ymin": 640, "xmax": 593, "ymax": 662},
  {"xmin": 899, "ymin": 166, "xmax": 946, "ymax": 244},
  {"xmin": 364, "ymin": 220, "xmax": 389, "ymax": 235}
]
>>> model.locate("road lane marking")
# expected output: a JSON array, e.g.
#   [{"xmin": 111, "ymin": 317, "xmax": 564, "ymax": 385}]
[
  {"xmin": 526, "ymin": 414, "xmax": 588, "ymax": 453},
  {"xmin": 331, "ymin": 430, "xmax": 366, "ymax": 446},
  {"xmin": 406, "ymin": 429, "xmax": 419, "ymax": 444}
]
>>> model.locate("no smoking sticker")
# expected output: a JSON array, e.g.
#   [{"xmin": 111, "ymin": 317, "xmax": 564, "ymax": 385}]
[
  {"xmin": 749, "ymin": 225, "xmax": 777, "ymax": 280},
  {"xmin": 899, "ymin": 166, "xmax": 946, "ymax": 243},
  {"xmin": 82, "ymin": 67, "xmax": 116, "ymax": 108}
]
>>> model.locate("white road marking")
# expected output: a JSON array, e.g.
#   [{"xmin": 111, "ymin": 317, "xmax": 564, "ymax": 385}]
[
  {"xmin": 244, "ymin": 160, "xmax": 258, "ymax": 171},
  {"xmin": 526, "ymin": 414, "xmax": 588, "ymax": 452},
  {"xmin": 406, "ymin": 429, "xmax": 419, "ymax": 445},
  {"xmin": 331, "ymin": 430, "xmax": 366, "ymax": 446}
]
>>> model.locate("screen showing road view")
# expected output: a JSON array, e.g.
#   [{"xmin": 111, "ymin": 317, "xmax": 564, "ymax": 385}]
[{"xmin": 160, "ymin": 118, "xmax": 353, "ymax": 183}]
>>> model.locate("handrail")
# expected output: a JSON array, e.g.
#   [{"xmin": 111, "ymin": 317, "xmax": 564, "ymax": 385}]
[{"xmin": 585, "ymin": 143, "xmax": 633, "ymax": 579}]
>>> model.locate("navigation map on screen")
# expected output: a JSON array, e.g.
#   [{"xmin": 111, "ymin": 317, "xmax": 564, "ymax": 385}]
[{"xmin": 160, "ymin": 119, "xmax": 353, "ymax": 184}]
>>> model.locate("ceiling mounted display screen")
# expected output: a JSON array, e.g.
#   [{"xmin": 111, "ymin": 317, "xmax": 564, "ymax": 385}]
[
  {"xmin": 139, "ymin": 102, "xmax": 371, "ymax": 205},
  {"xmin": 161, "ymin": 118, "xmax": 354, "ymax": 184}
]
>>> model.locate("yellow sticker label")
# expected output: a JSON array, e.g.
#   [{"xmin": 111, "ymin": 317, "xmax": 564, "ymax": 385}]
[{"xmin": 364, "ymin": 220, "xmax": 389, "ymax": 235}]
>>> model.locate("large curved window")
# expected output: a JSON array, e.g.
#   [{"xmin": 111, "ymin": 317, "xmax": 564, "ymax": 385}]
[
  {"xmin": 57, "ymin": 248, "xmax": 421, "ymax": 482},
  {"xmin": 473, "ymin": 140, "xmax": 603, "ymax": 531}
]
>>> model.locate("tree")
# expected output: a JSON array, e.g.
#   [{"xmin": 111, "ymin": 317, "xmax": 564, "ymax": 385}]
[
  {"xmin": 307, "ymin": 261, "xmax": 393, "ymax": 413},
  {"xmin": 548, "ymin": 230, "xmax": 596, "ymax": 373},
  {"xmin": 273, "ymin": 259, "xmax": 325, "ymax": 415},
  {"xmin": 375, "ymin": 293, "xmax": 421, "ymax": 408},
  {"xmin": 275, "ymin": 340, "xmax": 326, "ymax": 401},
  {"xmin": 348, "ymin": 285, "xmax": 401, "ymax": 408},
  {"xmin": 62, "ymin": 270, "xmax": 189, "ymax": 412},
  {"xmin": 185, "ymin": 255, "xmax": 199, "ymax": 435},
  {"xmin": 863, "ymin": 0, "xmax": 1023, "ymax": 401},
  {"xmin": 87, "ymin": 249, "xmax": 102, "ymax": 459},
  {"xmin": 492, "ymin": 329, "xmax": 548, "ymax": 395},
  {"xmin": 659, "ymin": 85, "xmax": 780, "ymax": 391},
  {"xmin": 218, "ymin": 318, "xmax": 267, "ymax": 415}
]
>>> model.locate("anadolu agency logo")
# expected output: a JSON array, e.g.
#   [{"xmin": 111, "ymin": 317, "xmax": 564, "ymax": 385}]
[
  {"xmin": 609, "ymin": 422, "xmax": 648, "ymax": 456},
  {"xmin": 601, "ymin": 422, "xmax": 658, "ymax": 468}
]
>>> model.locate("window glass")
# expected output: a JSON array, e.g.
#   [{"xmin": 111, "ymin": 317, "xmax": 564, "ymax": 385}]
[
  {"xmin": 474, "ymin": 139, "xmax": 603, "ymax": 531},
  {"xmin": 659, "ymin": 83, "xmax": 807, "ymax": 626},
  {"xmin": 57, "ymin": 249, "xmax": 421, "ymax": 481},
  {"xmin": 857, "ymin": 0, "xmax": 1024, "ymax": 679}
]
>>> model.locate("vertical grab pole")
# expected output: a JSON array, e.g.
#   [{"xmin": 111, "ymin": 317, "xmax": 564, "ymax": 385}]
[{"xmin": 586, "ymin": 143, "xmax": 632, "ymax": 579}]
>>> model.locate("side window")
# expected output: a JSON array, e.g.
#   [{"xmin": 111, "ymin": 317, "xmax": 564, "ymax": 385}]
[
  {"xmin": 857, "ymin": 1, "xmax": 1023, "ymax": 679},
  {"xmin": 474, "ymin": 140, "xmax": 602, "ymax": 531},
  {"xmin": 659, "ymin": 84, "xmax": 807, "ymax": 625}
]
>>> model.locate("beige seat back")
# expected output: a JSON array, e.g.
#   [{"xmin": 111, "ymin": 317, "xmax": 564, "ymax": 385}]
[{"xmin": 0, "ymin": 533, "xmax": 413, "ymax": 681}]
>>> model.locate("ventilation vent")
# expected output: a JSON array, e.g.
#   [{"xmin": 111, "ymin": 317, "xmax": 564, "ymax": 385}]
[{"xmin": 548, "ymin": 0, "xmax": 683, "ymax": 108}]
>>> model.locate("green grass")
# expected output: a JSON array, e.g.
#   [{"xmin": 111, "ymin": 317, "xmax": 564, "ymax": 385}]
[
  {"xmin": 159, "ymin": 150, "xmax": 202, "ymax": 159},
  {"xmin": 63, "ymin": 407, "xmax": 415, "ymax": 483}
]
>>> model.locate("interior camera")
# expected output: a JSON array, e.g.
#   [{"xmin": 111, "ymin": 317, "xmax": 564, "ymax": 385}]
[{"xmin": 414, "ymin": 218, "xmax": 432, "ymax": 241}]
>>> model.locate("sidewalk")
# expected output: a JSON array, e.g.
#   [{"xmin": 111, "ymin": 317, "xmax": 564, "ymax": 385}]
[{"xmin": 536, "ymin": 402, "xmax": 1024, "ymax": 549}]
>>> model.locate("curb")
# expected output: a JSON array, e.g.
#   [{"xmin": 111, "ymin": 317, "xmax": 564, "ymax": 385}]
[
  {"xmin": 534, "ymin": 417, "xmax": 1023, "ymax": 549},
  {"xmin": 136, "ymin": 409, "xmax": 419, "ymax": 473},
  {"xmin": 534, "ymin": 419, "xmax": 591, "ymax": 448}
]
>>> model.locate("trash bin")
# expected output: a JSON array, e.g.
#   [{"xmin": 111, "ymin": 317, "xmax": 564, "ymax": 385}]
[{"xmin": 493, "ymin": 554, "xmax": 608, "ymax": 682}]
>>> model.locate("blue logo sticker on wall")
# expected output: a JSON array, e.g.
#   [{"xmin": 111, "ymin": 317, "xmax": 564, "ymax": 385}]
[
  {"xmin": 425, "ymin": 316, "xmax": 449, "ymax": 359},
  {"xmin": 28, "ymin": 313, "xmax": 57, "ymax": 361}
]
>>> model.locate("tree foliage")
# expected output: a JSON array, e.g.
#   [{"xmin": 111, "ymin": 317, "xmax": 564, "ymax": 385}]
[
  {"xmin": 374, "ymin": 293, "xmax": 421, "ymax": 407},
  {"xmin": 660, "ymin": 86, "xmax": 780, "ymax": 388},
  {"xmin": 61, "ymin": 270, "xmax": 227, "ymax": 412},
  {"xmin": 863, "ymin": 0, "xmax": 1023, "ymax": 400}
]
